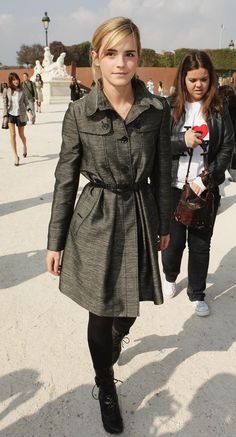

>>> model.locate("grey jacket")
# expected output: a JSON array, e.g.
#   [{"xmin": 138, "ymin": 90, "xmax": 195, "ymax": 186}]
[
  {"xmin": 47, "ymin": 79, "xmax": 172, "ymax": 317},
  {"xmin": 3, "ymin": 88, "xmax": 29, "ymax": 123},
  {"xmin": 22, "ymin": 80, "xmax": 37, "ymax": 102}
]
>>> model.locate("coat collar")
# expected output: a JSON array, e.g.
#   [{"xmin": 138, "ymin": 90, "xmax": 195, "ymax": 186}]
[{"xmin": 84, "ymin": 78, "xmax": 163, "ymax": 119}]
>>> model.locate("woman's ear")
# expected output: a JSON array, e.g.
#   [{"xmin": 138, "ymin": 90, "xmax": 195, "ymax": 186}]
[{"xmin": 91, "ymin": 50, "xmax": 99, "ymax": 66}]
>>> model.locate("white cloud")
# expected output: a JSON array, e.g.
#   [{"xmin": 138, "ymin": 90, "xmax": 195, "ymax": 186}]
[
  {"xmin": 0, "ymin": 14, "xmax": 13, "ymax": 27},
  {"xmin": 71, "ymin": 7, "xmax": 98, "ymax": 26},
  {"xmin": 107, "ymin": 0, "xmax": 140, "ymax": 16},
  {"xmin": 1, "ymin": 0, "xmax": 236, "ymax": 65}
]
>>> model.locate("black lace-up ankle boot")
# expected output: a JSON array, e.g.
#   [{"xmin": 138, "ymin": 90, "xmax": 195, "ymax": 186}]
[{"xmin": 95, "ymin": 367, "xmax": 123, "ymax": 434}]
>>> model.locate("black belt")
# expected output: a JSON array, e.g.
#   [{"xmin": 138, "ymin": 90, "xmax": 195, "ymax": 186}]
[{"xmin": 90, "ymin": 179, "xmax": 149, "ymax": 194}]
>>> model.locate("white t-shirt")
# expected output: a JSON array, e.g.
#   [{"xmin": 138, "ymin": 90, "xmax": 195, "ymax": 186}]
[
  {"xmin": 9, "ymin": 91, "xmax": 20, "ymax": 116},
  {"xmin": 175, "ymin": 101, "xmax": 209, "ymax": 190}
]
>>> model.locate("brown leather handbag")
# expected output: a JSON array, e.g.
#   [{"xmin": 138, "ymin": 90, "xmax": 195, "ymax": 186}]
[
  {"xmin": 2, "ymin": 115, "xmax": 9, "ymax": 129},
  {"xmin": 174, "ymin": 145, "xmax": 214, "ymax": 230}
]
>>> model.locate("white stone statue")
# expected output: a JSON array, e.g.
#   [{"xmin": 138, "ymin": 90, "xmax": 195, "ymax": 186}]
[
  {"xmin": 41, "ymin": 47, "xmax": 70, "ymax": 81},
  {"xmin": 53, "ymin": 53, "xmax": 68, "ymax": 77},
  {"xmin": 42, "ymin": 46, "xmax": 54, "ymax": 69},
  {"xmin": 30, "ymin": 60, "xmax": 43, "ymax": 81},
  {"xmin": 146, "ymin": 78, "xmax": 154, "ymax": 94}
]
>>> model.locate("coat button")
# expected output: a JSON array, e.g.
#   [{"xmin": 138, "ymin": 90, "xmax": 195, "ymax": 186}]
[
  {"xmin": 120, "ymin": 136, "xmax": 128, "ymax": 143},
  {"xmin": 101, "ymin": 121, "xmax": 109, "ymax": 130},
  {"xmin": 122, "ymin": 192, "xmax": 130, "ymax": 201}
]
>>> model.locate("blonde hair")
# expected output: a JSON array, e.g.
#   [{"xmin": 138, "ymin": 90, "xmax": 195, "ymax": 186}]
[{"xmin": 91, "ymin": 16, "xmax": 141, "ymax": 80}]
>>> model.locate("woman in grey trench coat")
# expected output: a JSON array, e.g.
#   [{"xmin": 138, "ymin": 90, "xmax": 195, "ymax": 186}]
[{"xmin": 46, "ymin": 17, "xmax": 171, "ymax": 434}]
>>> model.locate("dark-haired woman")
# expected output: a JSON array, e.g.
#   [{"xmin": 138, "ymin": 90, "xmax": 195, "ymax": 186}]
[
  {"xmin": 69, "ymin": 77, "xmax": 81, "ymax": 101},
  {"xmin": 3, "ymin": 72, "xmax": 28, "ymax": 166},
  {"xmin": 35, "ymin": 74, "xmax": 43, "ymax": 113},
  {"xmin": 0, "ymin": 82, "xmax": 8, "ymax": 93},
  {"xmin": 162, "ymin": 50, "xmax": 234, "ymax": 316}
]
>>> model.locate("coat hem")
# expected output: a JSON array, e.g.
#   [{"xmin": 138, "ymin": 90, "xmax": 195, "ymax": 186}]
[{"xmin": 58, "ymin": 286, "xmax": 162, "ymax": 317}]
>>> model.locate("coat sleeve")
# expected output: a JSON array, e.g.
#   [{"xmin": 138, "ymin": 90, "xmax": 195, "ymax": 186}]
[
  {"xmin": 22, "ymin": 90, "xmax": 29, "ymax": 110},
  {"xmin": 32, "ymin": 81, "xmax": 37, "ymax": 100},
  {"xmin": 47, "ymin": 103, "xmax": 82, "ymax": 251},
  {"xmin": 208, "ymin": 106, "xmax": 234, "ymax": 186},
  {"xmin": 170, "ymin": 129, "xmax": 189, "ymax": 155},
  {"xmin": 150, "ymin": 98, "xmax": 172, "ymax": 235},
  {"xmin": 166, "ymin": 97, "xmax": 189, "ymax": 155}
]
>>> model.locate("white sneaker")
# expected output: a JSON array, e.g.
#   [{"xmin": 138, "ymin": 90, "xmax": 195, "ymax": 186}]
[
  {"xmin": 163, "ymin": 279, "xmax": 176, "ymax": 299},
  {"xmin": 192, "ymin": 300, "xmax": 210, "ymax": 317}
]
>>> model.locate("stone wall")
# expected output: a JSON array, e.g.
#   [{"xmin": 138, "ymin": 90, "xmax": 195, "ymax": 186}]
[
  {"xmin": 0, "ymin": 66, "xmax": 177, "ymax": 96},
  {"xmin": 74, "ymin": 67, "xmax": 177, "ymax": 95}
]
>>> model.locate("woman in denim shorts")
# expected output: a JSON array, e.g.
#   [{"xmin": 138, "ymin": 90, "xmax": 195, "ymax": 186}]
[{"xmin": 3, "ymin": 72, "xmax": 29, "ymax": 166}]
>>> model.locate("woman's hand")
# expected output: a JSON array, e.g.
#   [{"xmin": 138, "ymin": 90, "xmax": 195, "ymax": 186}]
[
  {"xmin": 185, "ymin": 129, "xmax": 202, "ymax": 149},
  {"xmin": 158, "ymin": 234, "xmax": 170, "ymax": 251},
  {"xmin": 46, "ymin": 250, "xmax": 62, "ymax": 276}
]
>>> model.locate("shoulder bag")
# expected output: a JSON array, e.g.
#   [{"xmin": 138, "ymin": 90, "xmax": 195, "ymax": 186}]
[
  {"xmin": 2, "ymin": 115, "xmax": 9, "ymax": 129},
  {"xmin": 174, "ymin": 143, "xmax": 214, "ymax": 230}
]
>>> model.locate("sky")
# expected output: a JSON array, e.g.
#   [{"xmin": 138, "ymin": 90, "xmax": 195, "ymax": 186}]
[{"xmin": 0, "ymin": 0, "xmax": 235, "ymax": 66}]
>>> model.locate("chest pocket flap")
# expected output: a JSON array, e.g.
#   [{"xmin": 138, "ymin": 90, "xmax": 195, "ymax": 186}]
[{"xmin": 76, "ymin": 115, "xmax": 112, "ymax": 136}]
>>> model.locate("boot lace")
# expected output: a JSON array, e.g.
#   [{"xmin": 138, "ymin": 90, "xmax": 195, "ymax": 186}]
[
  {"xmin": 113, "ymin": 334, "xmax": 130, "ymax": 348},
  {"xmin": 92, "ymin": 378, "xmax": 123, "ymax": 400}
]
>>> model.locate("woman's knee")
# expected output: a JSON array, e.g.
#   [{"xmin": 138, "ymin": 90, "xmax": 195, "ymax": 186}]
[
  {"xmin": 19, "ymin": 133, "xmax": 26, "ymax": 142},
  {"xmin": 9, "ymin": 131, "xmax": 16, "ymax": 140}
]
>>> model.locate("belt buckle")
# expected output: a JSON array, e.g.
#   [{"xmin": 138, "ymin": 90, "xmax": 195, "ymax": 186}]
[{"xmin": 115, "ymin": 187, "xmax": 123, "ymax": 194}]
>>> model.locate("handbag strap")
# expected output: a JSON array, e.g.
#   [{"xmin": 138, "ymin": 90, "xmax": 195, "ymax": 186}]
[
  {"xmin": 201, "ymin": 141, "xmax": 209, "ymax": 172},
  {"xmin": 185, "ymin": 149, "xmax": 193, "ymax": 183},
  {"xmin": 185, "ymin": 140, "xmax": 210, "ymax": 187}
]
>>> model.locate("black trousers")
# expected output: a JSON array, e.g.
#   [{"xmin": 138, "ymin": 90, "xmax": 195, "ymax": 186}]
[
  {"xmin": 162, "ymin": 187, "xmax": 220, "ymax": 301},
  {"xmin": 87, "ymin": 313, "xmax": 136, "ymax": 371}
]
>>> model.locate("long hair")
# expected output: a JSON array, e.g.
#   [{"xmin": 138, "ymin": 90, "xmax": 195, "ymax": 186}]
[
  {"xmin": 90, "ymin": 16, "xmax": 141, "ymax": 80},
  {"xmin": 36, "ymin": 74, "xmax": 43, "ymax": 86},
  {"xmin": 172, "ymin": 50, "xmax": 222, "ymax": 123},
  {"xmin": 8, "ymin": 72, "xmax": 21, "ymax": 92}
]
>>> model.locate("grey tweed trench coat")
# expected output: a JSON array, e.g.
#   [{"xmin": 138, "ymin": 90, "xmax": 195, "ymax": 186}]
[{"xmin": 47, "ymin": 79, "xmax": 171, "ymax": 317}]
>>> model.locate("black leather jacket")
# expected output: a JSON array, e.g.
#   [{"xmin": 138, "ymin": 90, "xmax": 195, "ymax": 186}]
[{"xmin": 167, "ymin": 97, "xmax": 234, "ymax": 187}]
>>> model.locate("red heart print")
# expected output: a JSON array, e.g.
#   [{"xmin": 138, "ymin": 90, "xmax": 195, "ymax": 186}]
[{"xmin": 192, "ymin": 124, "xmax": 209, "ymax": 139}]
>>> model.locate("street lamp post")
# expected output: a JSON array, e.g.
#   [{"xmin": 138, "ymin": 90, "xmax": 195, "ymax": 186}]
[
  {"xmin": 228, "ymin": 39, "xmax": 235, "ymax": 79},
  {"xmin": 42, "ymin": 12, "xmax": 50, "ymax": 47}
]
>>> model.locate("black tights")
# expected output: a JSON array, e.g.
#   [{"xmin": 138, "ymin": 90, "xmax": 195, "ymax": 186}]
[{"xmin": 87, "ymin": 312, "xmax": 136, "ymax": 371}]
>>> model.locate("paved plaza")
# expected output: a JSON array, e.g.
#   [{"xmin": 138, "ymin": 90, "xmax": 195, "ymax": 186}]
[{"xmin": 0, "ymin": 99, "xmax": 236, "ymax": 437}]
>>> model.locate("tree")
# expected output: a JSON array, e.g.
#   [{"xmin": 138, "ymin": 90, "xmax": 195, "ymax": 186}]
[
  {"xmin": 16, "ymin": 44, "xmax": 44, "ymax": 67},
  {"xmin": 49, "ymin": 41, "xmax": 66, "ymax": 62},
  {"xmin": 140, "ymin": 48, "xmax": 159, "ymax": 66},
  {"xmin": 173, "ymin": 49, "xmax": 192, "ymax": 66},
  {"xmin": 157, "ymin": 51, "xmax": 175, "ymax": 67},
  {"xmin": 65, "ymin": 45, "xmax": 80, "ymax": 66},
  {"xmin": 77, "ymin": 41, "xmax": 90, "ymax": 67}
]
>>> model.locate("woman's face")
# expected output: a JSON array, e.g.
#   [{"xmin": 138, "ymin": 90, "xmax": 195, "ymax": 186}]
[
  {"xmin": 12, "ymin": 78, "xmax": 20, "ymax": 88},
  {"xmin": 92, "ymin": 33, "xmax": 139, "ymax": 90},
  {"xmin": 185, "ymin": 68, "xmax": 210, "ymax": 102}
]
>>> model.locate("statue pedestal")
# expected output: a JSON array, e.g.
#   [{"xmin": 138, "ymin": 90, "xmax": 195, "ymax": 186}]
[{"xmin": 43, "ymin": 80, "xmax": 71, "ymax": 104}]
